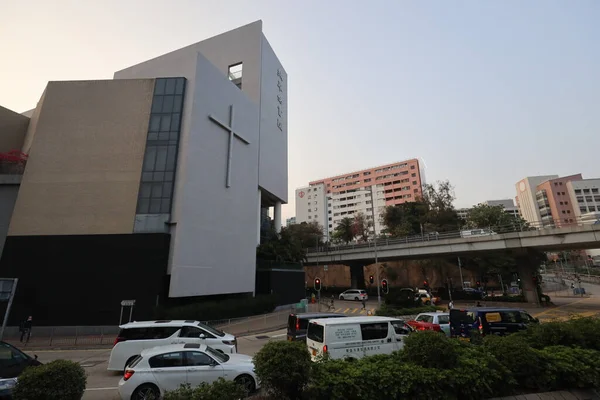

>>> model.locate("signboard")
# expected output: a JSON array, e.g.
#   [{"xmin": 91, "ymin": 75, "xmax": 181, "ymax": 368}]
[
  {"xmin": 485, "ymin": 312, "xmax": 501, "ymax": 323},
  {"xmin": 323, "ymin": 265, "xmax": 328, "ymax": 271},
  {"xmin": 121, "ymin": 300, "xmax": 136, "ymax": 307},
  {"xmin": 333, "ymin": 326, "xmax": 359, "ymax": 341}
]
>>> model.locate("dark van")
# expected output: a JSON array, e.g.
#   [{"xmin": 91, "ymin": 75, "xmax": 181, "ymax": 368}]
[
  {"xmin": 287, "ymin": 313, "xmax": 346, "ymax": 342},
  {"xmin": 450, "ymin": 308, "xmax": 539, "ymax": 339}
]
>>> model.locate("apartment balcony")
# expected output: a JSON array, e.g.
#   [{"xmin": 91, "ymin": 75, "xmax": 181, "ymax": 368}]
[{"xmin": 0, "ymin": 152, "xmax": 27, "ymax": 184}]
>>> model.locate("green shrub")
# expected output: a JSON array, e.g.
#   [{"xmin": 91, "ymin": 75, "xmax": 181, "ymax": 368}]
[
  {"xmin": 484, "ymin": 334, "xmax": 550, "ymax": 390},
  {"xmin": 253, "ymin": 340, "xmax": 311, "ymax": 400},
  {"xmin": 483, "ymin": 295, "xmax": 526, "ymax": 302},
  {"xmin": 164, "ymin": 379, "xmax": 248, "ymax": 400},
  {"xmin": 13, "ymin": 359, "xmax": 86, "ymax": 400},
  {"xmin": 514, "ymin": 318, "xmax": 593, "ymax": 349},
  {"xmin": 155, "ymin": 294, "xmax": 279, "ymax": 321},
  {"xmin": 376, "ymin": 304, "xmax": 443, "ymax": 316},
  {"xmin": 399, "ymin": 330, "xmax": 460, "ymax": 369},
  {"xmin": 538, "ymin": 346, "xmax": 600, "ymax": 390}
]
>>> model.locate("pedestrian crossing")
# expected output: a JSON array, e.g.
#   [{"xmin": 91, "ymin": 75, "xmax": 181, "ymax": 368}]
[{"xmin": 329, "ymin": 307, "xmax": 376, "ymax": 315}]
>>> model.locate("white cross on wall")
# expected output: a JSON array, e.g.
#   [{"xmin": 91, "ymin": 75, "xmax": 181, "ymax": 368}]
[{"xmin": 208, "ymin": 104, "xmax": 250, "ymax": 188}]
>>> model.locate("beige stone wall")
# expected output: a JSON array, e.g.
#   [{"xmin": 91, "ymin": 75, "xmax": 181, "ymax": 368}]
[
  {"xmin": 9, "ymin": 79, "xmax": 155, "ymax": 236},
  {"xmin": 0, "ymin": 106, "xmax": 29, "ymax": 153}
]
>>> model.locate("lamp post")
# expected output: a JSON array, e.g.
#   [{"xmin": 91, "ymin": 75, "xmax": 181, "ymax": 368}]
[{"xmin": 367, "ymin": 185, "xmax": 382, "ymax": 307}]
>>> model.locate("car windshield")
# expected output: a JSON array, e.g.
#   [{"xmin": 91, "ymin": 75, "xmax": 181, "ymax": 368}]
[
  {"xmin": 197, "ymin": 322, "xmax": 225, "ymax": 337},
  {"xmin": 206, "ymin": 346, "xmax": 229, "ymax": 363}
]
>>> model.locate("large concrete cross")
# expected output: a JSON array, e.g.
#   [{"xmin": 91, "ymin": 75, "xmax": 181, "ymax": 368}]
[{"xmin": 209, "ymin": 104, "xmax": 250, "ymax": 188}]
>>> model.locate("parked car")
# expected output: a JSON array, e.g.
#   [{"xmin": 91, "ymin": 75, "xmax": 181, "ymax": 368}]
[
  {"xmin": 306, "ymin": 316, "xmax": 413, "ymax": 361},
  {"xmin": 0, "ymin": 341, "xmax": 41, "ymax": 399},
  {"xmin": 407, "ymin": 312, "xmax": 450, "ymax": 336},
  {"xmin": 287, "ymin": 312, "xmax": 347, "ymax": 342},
  {"xmin": 339, "ymin": 289, "xmax": 368, "ymax": 301},
  {"xmin": 118, "ymin": 343, "xmax": 258, "ymax": 400},
  {"xmin": 449, "ymin": 308, "xmax": 538, "ymax": 339},
  {"xmin": 108, "ymin": 320, "xmax": 237, "ymax": 371}
]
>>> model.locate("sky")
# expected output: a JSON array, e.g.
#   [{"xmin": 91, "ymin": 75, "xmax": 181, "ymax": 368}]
[{"xmin": 1, "ymin": 0, "xmax": 599, "ymax": 221}]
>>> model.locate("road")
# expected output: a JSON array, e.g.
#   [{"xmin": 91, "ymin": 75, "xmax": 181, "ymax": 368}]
[
  {"xmin": 533, "ymin": 279, "xmax": 600, "ymax": 322},
  {"xmin": 25, "ymin": 328, "xmax": 288, "ymax": 400}
]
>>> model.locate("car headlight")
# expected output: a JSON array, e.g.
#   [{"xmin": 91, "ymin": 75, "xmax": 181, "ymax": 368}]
[{"xmin": 0, "ymin": 378, "xmax": 17, "ymax": 390}]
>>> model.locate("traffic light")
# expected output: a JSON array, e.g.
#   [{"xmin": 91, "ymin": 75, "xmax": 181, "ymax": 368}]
[
  {"xmin": 423, "ymin": 280, "xmax": 429, "ymax": 289},
  {"xmin": 369, "ymin": 275, "xmax": 374, "ymax": 284},
  {"xmin": 314, "ymin": 278, "xmax": 322, "ymax": 291},
  {"xmin": 381, "ymin": 279, "xmax": 389, "ymax": 294}
]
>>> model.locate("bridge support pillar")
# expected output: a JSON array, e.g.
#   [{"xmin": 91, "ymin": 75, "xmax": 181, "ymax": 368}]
[
  {"xmin": 348, "ymin": 262, "xmax": 366, "ymax": 289},
  {"xmin": 516, "ymin": 250, "xmax": 541, "ymax": 306}
]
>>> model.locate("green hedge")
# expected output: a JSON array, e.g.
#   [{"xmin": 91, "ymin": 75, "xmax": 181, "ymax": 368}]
[
  {"xmin": 252, "ymin": 318, "xmax": 600, "ymax": 400},
  {"xmin": 154, "ymin": 294, "xmax": 279, "ymax": 321},
  {"xmin": 375, "ymin": 304, "xmax": 444, "ymax": 317},
  {"xmin": 164, "ymin": 379, "xmax": 248, "ymax": 400},
  {"xmin": 13, "ymin": 360, "xmax": 86, "ymax": 400}
]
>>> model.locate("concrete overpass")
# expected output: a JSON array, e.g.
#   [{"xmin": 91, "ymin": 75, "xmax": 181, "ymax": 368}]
[{"xmin": 305, "ymin": 224, "xmax": 600, "ymax": 304}]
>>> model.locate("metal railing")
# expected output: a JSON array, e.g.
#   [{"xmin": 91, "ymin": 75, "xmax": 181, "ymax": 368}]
[{"xmin": 307, "ymin": 217, "xmax": 598, "ymax": 254}]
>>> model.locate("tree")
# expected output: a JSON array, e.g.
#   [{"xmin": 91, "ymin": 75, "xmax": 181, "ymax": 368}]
[
  {"xmin": 420, "ymin": 180, "xmax": 460, "ymax": 232},
  {"xmin": 467, "ymin": 204, "xmax": 529, "ymax": 233},
  {"xmin": 285, "ymin": 221, "xmax": 324, "ymax": 247},
  {"xmin": 381, "ymin": 201, "xmax": 429, "ymax": 238},
  {"xmin": 332, "ymin": 217, "xmax": 355, "ymax": 244},
  {"xmin": 352, "ymin": 212, "xmax": 371, "ymax": 242},
  {"xmin": 256, "ymin": 221, "xmax": 324, "ymax": 262}
]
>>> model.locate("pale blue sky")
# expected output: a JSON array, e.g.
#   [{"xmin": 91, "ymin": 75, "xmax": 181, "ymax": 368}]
[{"xmin": 1, "ymin": 0, "xmax": 598, "ymax": 220}]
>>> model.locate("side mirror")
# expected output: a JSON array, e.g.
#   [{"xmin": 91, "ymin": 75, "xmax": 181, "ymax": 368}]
[
  {"xmin": 210, "ymin": 360, "xmax": 218, "ymax": 367},
  {"xmin": 34, "ymin": 355, "xmax": 38, "ymax": 360},
  {"xmin": 199, "ymin": 334, "xmax": 206, "ymax": 339}
]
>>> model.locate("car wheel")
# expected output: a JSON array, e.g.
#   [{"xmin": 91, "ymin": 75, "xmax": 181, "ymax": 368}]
[
  {"xmin": 339, "ymin": 295, "xmax": 344, "ymax": 300},
  {"xmin": 354, "ymin": 297, "xmax": 359, "ymax": 301},
  {"xmin": 132, "ymin": 384, "xmax": 160, "ymax": 400},
  {"xmin": 235, "ymin": 374, "xmax": 256, "ymax": 394},
  {"xmin": 124, "ymin": 355, "xmax": 139, "ymax": 371}
]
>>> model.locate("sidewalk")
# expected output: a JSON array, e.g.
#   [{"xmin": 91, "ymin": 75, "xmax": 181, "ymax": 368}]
[{"xmin": 490, "ymin": 389, "xmax": 599, "ymax": 400}]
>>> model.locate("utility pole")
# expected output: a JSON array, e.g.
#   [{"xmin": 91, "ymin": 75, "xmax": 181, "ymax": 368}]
[
  {"xmin": 458, "ymin": 257, "xmax": 464, "ymax": 289},
  {"xmin": 368, "ymin": 185, "xmax": 381, "ymax": 307}
]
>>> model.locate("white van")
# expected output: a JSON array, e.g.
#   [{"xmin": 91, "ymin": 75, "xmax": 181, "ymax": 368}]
[
  {"xmin": 460, "ymin": 228, "xmax": 497, "ymax": 238},
  {"xmin": 305, "ymin": 316, "xmax": 413, "ymax": 361},
  {"xmin": 107, "ymin": 320, "xmax": 237, "ymax": 371}
]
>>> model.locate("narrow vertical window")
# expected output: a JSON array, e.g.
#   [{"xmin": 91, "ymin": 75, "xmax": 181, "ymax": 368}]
[{"xmin": 228, "ymin": 63, "xmax": 243, "ymax": 89}]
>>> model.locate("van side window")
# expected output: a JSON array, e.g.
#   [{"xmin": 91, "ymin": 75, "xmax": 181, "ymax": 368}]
[
  {"xmin": 499, "ymin": 311, "xmax": 519, "ymax": 323},
  {"xmin": 149, "ymin": 352, "xmax": 185, "ymax": 368},
  {"xmin": 519, "ymin": 312, "xmax": 535, "ymax": 323},
  {"xmin": 360, "ymin": 323, "xmax": 389, "ymax": 340},
  {"xmin": 391, "ymin": 321, "xmax": 411, "ymax": 335},
  {"xmin": 120, "ymin": 327, "xmax": 179, "ymax": 340},
  {"xmin": 181, "ymin": 326, "xmax": 214, "ymax": 338}
]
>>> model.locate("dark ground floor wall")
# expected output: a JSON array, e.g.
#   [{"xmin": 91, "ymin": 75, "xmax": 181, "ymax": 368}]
[
  {"xmin": 0, "ymin": 233, "xmax": 170, "ymax": 326},
  {"xmin": 255, "ymin": 260, "xmax": 305, "ymax": 305}
]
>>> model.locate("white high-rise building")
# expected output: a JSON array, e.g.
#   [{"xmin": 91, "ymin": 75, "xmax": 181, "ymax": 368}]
[
  {"xmin": 295, "ymin": 184, "xmax": 328, "ymax": 239},
  {"xmin": 567, "ymin": 179, "xmax": 600, "ymax": 219},
  {"xmin": 329, "ymin": 184, "xmax": 386, "ymax": 237}
]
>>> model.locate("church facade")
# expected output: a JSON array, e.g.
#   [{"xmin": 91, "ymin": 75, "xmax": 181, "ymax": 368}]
[{"xmin": 0, "ymin": 21, "xmax": 288, "ymax": 325}]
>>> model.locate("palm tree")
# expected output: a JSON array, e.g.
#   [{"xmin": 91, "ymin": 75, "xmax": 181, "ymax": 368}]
[{"xmin": 333, "ymin": 217, "xmax": 355, "ymax": 244}]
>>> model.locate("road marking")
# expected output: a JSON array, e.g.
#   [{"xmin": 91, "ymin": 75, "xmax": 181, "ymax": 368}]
[
  {"xmin": 351, "ymin": 308, "xmax": 359, "ymax": 314},
  {"xmin": 533, "ymin": 298, "xmax": 591, "ymax": 318},
  {"xmin": 271, "ymin": 334, "xmax": 286, "ymax": 338},
  {"xmin": 343, "ymin": 308, "xmax": 350, "ymax": 313},
  {"xmin": 85, "ymin": 387, "xmax": 118, "ymax": 391},
  {"xmin": 335, "ymin": 308, "xmax": 342, "ymax": 312},
  {"xmin": 359, "ymin": 310, "xmax": 366, "ymax": 315}
]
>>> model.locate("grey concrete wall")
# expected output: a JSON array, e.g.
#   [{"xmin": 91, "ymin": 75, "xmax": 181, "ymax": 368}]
[
  {"xmin": 0, "ymin": 106, "xmax": 29, "ymax": 153},
  {"xmin": 167, "ymin": 53, "xmax": 260, "ymax": 298}
]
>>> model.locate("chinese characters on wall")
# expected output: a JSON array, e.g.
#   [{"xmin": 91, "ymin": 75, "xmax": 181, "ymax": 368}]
[{"xmin": 276, "ymin": 68, "xmax": 284, "ymax": 132}]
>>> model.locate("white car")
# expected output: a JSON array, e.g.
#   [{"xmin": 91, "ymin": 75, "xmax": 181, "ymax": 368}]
[
  {"xmin": 338, "ymin": 289, "xmax": 368, "ymax": 301},
  {"xmin": 108, "ymin": 320, "xmax": 237, "ymax": 371},
  {"xmin": 118, "ymin": 343, "xmax": 259, "ymax": 400}
]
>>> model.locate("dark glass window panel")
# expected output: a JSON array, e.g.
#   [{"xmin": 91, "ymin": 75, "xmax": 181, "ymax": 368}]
[
  {"xmin": 150, "ymin": 199, "xmax": 161, "ymax": 213},
  {"xmin": 149, "ymin": 116, "xmax": 161, "ymax": 132},
  {"xmin": 159, "ymin": 132, "xmax": 169, "ymax": 141},
  {"xmin": 175, "ymin": 78, "xmax": 185, "ymax": 95},
  {"xmin": 169, "ymin": 131, "xmax": 179, "ymax": 141},
  {"xmin": 142, "ymin": 172, "xmax": 153, "ymax": 181},
  {"xmin": 165, "ymin": 79, "xmax": 176, "ymax": 95},
  {"xmin": 163, "ymin": 182, "xmax": 173, "ymax": 196},
  {"xmin": 154, "ymin": 79, "xmax": 166, "ymax": 95},
  {"xmin": 160, "ymin": 115, "xmax": 171, "ymax": 132},
  {"xmin": 173, "ymin": 96, "xmax": 182, "ymax": 112},
  {"xmin": 162, "ymin": 96, "xmax": 174, "ymax": 113},
  {"xmin": 170, "ymin": 114, "xmax": 180, "ymax": 131},
  {"xmin": 138, "ymin": 198, "xmax": 150, "ymax": 214},
  {"xmin": 155, "ymin": 146, "xmax": 168, "ymax": 171},
  {"xmin": 166, "ymin": 146, "xmax": 177, "ymax": 171},
  {"xmin": 140, "ymin": 183, "xmax": 152, "ymax": 199},
  {"xmin": 148, "ymin": 132, "xmax": 158, "ymax": 141},
  {"xmin": 164, "ymin": 171, "xmax": 174, "ymax": 182},
  {"xmin": 143, "ymin": 147, "xmax": 157, "ymax": 171},
  {"xmin": 153, "ymin": 172, "xmax": 165, "ymax": 181},
  {"xmin": 152, "ymin": 183, "xmax": 163, "ymax": 198},
  {"xmin": 160, "ymin": 198, "xmax": 171, "ymax": 213},
  {"xmin": 152, "ymin": 96, "xmax": 164, "ymax": 113}
]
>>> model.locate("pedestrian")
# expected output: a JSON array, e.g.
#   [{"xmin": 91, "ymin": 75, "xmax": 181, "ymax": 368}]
[
  {"xmin": 361, "ymin": 298, "xmax": 366, "ymax": 310},
  {"xmin": 20, "ymin": 316, "xmax": 32, "ymax": 343},
  {"xmin": 476, "ymin": 301, "xmax": 482, "ymax": 307},
  {"xmin": 330, "ymin": 295, "xmax": 335, "ymax": 311},
  {"xmin": 448, "ymin": 300, "xmax": 454, "ymax": 310}
]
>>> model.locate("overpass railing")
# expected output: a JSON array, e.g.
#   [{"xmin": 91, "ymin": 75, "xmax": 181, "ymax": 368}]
[{"xmin": 307, "ymin": 216, "xmax": 598, "ymax": 254}]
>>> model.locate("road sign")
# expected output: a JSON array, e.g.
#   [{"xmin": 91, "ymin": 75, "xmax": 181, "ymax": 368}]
[
  {"xmin": 121, "ymin": 300, "xmax": 136, "ymax": 307},
  {"xmin": 323, "ymin": 265, "xmax": 328, "ymax": 271}
]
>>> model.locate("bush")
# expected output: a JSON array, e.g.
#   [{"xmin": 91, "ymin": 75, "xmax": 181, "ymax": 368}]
[
  {"xmin": 484, "ymin": 334, "xmax": 551, "ymax": 390},
  {"xmin": 400, "ymin": 330, "xmax": 460, "ymax": 369},
  {"xmin": 164, "ymin": 379, "xmax": 248, "ymax": 400},
  {"xmin": 155, "ymin": 294, "xmax": 279, "ymax": 321},
  {"xmin": 253, "ymin": 341, "xmax": 311, "ymax": 399},
  {"xmin": 375, "ymin": 304, "xmax": 443, "ymax": 317},
  {"xmin": 539, "ymin": 346, "xmax": 600, "ymax": 390},
  {"xmin": 483, "ymin": 295, "xmax": 526, "ymax": 302},
  {"xmin": 13, "ymin": 359, "xmax": 86, "ymax": 400},
  {"xmin": 513, "ymin": 318, "xmax": 600, "ymax": 350}
]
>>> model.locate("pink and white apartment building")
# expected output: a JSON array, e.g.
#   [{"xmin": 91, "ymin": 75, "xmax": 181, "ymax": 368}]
[{"xmin": 295, "ymin": 159, "xmax": 424, "ymax": 241}]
